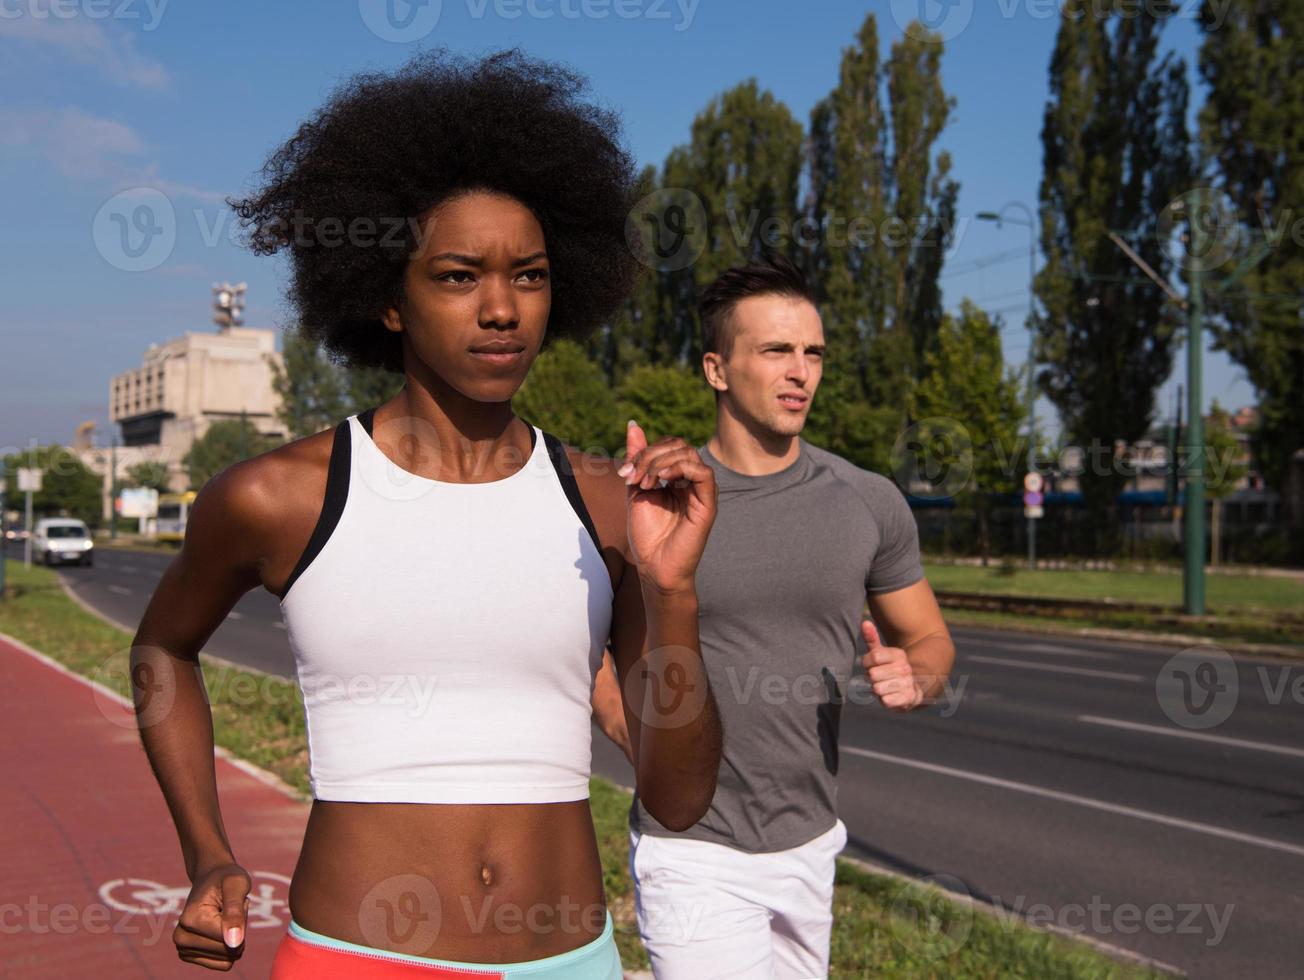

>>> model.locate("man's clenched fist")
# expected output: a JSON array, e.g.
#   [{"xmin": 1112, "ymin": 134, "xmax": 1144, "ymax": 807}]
[{"xmin": 861, "ymin": 620, "xmax": 923, "ymax": 711}]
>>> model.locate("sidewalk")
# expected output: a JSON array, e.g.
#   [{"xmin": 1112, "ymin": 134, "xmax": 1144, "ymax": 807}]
[{"xmin": 0, "ymin": 632, "xmax": 309, "ymax": 979}]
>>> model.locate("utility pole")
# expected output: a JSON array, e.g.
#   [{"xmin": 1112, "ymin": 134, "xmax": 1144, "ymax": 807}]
[
  {"xmin": 22, "ymin": 476, "xmax": 35, "ymax": 568},
  {"xmin": 109, "ymin": 436, "xmax": 118, "ymax": 541},
  {"xmin": 977, "ymin": 204, "xmax": 1040, "ymax": 568},
  {"xmin": 0, "ymin": 475, "xmax": 7, "ymax": 600},
  {"xmin": 1183, "ymin": 188, "xmax": 1207, "ymax": 615},
  {"xmin": 1109, "ymin": 190, "xmax": 1271, "ymax": 616}
]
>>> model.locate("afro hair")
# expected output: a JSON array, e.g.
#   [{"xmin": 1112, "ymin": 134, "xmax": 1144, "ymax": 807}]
[{"xmin": 230, "ymin": 48, "xmax": 640, "ymax": 373}]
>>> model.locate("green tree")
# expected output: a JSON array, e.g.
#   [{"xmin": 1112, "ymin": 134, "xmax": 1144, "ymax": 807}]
[
  {"xmin": 1035, "ymin": 4, "xmax": 1192, "ymax": 547},
  {"xmin": 666, "ymin": 79, "xmax": 806, "ymax": 293},
  {"xmin": 183, "ymin": 420, "xmax": 282, "ymax": 491},
  {"xmin": 803, "ymin": 14, "xmax": 958, "ymax": 468},
  {"xmin": 613, "ymin": 81, "xmax": 806, "ymax": 380},
  {"xmin": 1198, "ymin": 0, "xmax": 1303, "ymax": 516},
  {"xmin": 1204, "ymin": 400, "xmax": 1249, "ymax": 565},
  {"xmin": 514, "ymin": 339, "xmax": 624, "ymax": 453},
  {"xmin": 125, "ymin": 460, "xmax": 171, "ymax": 493},
  {"xmin": 616, "ymin": 364, "xmax": 716, "ymax": 448},
  {"xmin": 344, "ymin": 358, "xmax": 405, "ymax": 418},
  {"xmin": 271, "ymin": 326, "xmax": 403, "ymax": 439},
  {"xmin": 910, "ymin": 302, "xmax": 1027, "ymax": 562},
  {"xmin": 589, "ymin": 167, "xmax": 673, "ymax": 383},
  {"xmin": 3, "ymin": 446, "xmax": 102, "ymax": 527}
]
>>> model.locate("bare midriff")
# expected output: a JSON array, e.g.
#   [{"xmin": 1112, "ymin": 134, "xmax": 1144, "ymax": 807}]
[{"xmin": 287, "ymin": 799, "xmax": 608, "ymax": 962}]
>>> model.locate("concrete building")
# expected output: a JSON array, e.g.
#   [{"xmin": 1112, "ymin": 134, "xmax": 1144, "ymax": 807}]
[{"xmin": 79, "ymin": 285, "xmax": 285, "ymax": 511}]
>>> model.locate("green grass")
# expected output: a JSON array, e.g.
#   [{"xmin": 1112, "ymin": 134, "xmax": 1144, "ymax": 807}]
[
  {"xmin": 923, "ymin": 562, "xmax": 1304, "ymax": 615},
  {"xmin": 830, "ymin": 862, "xmax": 1167, "ymax": 979},
  {"xmin": 2, "ymin": 559, "xmax": 1169, "ymax": 978}
]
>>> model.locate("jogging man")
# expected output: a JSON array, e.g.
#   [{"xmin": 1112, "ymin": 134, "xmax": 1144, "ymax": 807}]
[{"xmin": 594, "ymin": 251, "xmax": 955, "ymax": 979}]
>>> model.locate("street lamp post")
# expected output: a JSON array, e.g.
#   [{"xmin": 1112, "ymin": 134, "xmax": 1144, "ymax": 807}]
[
  {"xmin": 978, "ymin": 204, "xmax": 1039, "ymax": 568},
  {"xmin": 0, "ymin": 476, "xmax": 7, "ymax": 600},
  {"xmin": 109, "ymin": 436, "xmax": 118, "ymax": 541}
]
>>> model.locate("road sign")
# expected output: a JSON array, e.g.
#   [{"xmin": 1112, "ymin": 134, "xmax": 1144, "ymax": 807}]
[
  {"xmin": 1024, "ymin": 504, "xmax": 1044, "ymax": 519},
  {"xmin": 119, "ymin": 487, "xmax": 159, "ymax": 520},
  {"xmin": 17, "ymin": 468, "xmax": 41, "ymax": 493},
  {"xmin": 1023, "ymin": 472, "xmax": 1044, "ymax": 493},
  {"xmin": 1023, "ymin": 490, "xmax": 1044, "ymax": 508}
]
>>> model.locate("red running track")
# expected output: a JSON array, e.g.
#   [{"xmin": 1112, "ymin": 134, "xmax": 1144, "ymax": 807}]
[{"xmin": 0, "ymin": 633, "xmax": 308, "ymax": 979}]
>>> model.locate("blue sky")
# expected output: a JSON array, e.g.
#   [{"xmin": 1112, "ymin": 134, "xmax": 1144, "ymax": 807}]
[{"xmin": 0, "ymin": 0, "xmax": 1251, "ymax": 452}]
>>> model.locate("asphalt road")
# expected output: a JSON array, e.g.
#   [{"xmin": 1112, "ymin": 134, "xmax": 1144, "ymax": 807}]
[{"xmin": 23, "ymin": 542, "xmax": 1304, "ymax": 979}]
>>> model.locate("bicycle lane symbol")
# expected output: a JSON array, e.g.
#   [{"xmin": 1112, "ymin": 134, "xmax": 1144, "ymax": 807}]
[{"xmin": 98, "ymin": 871, "xmax": 292, "ymax": 931}]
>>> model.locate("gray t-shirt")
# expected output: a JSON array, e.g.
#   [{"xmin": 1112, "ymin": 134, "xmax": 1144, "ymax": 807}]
[{"xmin": 628, "ymin": 438, "xmax": 924, "ymax": 853}]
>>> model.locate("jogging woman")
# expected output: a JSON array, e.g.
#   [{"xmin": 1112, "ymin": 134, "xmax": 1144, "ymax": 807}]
[{"xmin": 129, "ymin": 50, "xmax": 721, "ymax": 978}]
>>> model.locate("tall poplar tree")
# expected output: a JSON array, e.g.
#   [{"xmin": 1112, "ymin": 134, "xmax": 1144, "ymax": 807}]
[
  {"xmin": 1035, "ymin": 3, "xmax": 1192, "ymax": 541},
  {"xmin": 803, "ymin": 14, "xmax": 958, "ymax": 470},
  {"xmin": 1199, "ymin": 0, "xmax": 1303, "ymax": 514}
]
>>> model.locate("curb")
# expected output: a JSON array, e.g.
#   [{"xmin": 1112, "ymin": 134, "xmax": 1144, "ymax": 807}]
[
  {"xmin": 47, "ymin": 577, "xmax": 306, "ymax": 803},
  {"xmin": 944, "ymin": 614, "xmax": 1304, "ymax": 661},
  {"xmin": 57, "ymin": 573, "xmax": 283, "ymax": 680}
]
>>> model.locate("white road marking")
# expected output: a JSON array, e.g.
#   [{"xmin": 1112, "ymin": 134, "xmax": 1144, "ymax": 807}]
[
  {"xmin": 1078, "ymin": 715, "xmax": 1304, "ymax": 760},
  {"xmin": 227, "ymin": 611, "xmax": 244, "ymax": 621},
  {"xmin": 843, "ymin": 746, "xmax": 1304, "ymax": 859},
  {"xmin": 967, "ymin": 655, "xmax": 1143, "ymax": 682},
  {"xmin": 107, "ymin": 585, "xmax": 132, "ymax": 596},
  {"xmin": 1010, "ymin": 643, "xmax": 1121, "ymax": 660}
]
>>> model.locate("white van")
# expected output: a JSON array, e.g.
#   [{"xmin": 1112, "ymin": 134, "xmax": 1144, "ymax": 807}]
[{"xmin": 33, "ymin": 518, "xmax": 95, "ymax": 567}]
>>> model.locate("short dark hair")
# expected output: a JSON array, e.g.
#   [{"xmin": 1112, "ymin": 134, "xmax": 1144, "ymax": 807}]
[
  {"xmin": 229, "ymin": 49, "xmax": 639, "ymax": 373},
  {"xmin": 698, "ymin": 251, "xmax": 816, "ymax": 359}
]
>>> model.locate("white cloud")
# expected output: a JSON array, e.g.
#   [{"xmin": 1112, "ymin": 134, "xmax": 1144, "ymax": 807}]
[
  {"xmin": 0, "ymin": 107, "xmax": 224, "ymax": 204},
  {"xmin": 0, "ymin": 4, "xmax": 169, "ymax": 89}
]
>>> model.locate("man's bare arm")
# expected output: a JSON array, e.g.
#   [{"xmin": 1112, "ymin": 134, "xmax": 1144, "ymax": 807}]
[
  {"xmin": 864, "ymin": 578, "xmax": 955, "ymax": 709},
  {"xmin": 591, "ymin": 648, "xmax": 633, "ymax": 766}
]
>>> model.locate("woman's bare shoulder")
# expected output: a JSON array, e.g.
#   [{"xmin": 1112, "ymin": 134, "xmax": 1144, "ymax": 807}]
[{"xmin": 183, "ymin": 425, "xmax": 339, "ymax": 582}]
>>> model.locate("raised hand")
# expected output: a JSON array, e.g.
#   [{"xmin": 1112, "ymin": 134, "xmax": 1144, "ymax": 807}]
[
  {"xmin": 618, "ymin": 419, "xmax": 717, "ymax": 595},
  {"xmin": 861, "ymin": 620, "xmax": 923, "ymax": 711}
]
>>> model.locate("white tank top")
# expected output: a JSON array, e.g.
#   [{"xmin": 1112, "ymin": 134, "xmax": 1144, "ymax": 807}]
[{"xmin": 277, "ymin": 408, "xmax": 614, "ymax": 804}]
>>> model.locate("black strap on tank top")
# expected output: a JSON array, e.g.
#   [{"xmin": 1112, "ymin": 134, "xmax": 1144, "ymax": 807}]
[
  {"xmin": 542, "ymin": 431, "xmax": 603, "ymax": 556},
  {"xmin": 278, "ymin": 418, "xmax": 352, "ymax": 601}
]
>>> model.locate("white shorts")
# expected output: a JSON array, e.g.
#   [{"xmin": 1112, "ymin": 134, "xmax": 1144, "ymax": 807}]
[{"xmin": 628, "ymin": 819, "xmax": 848, "ymax": 980}]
